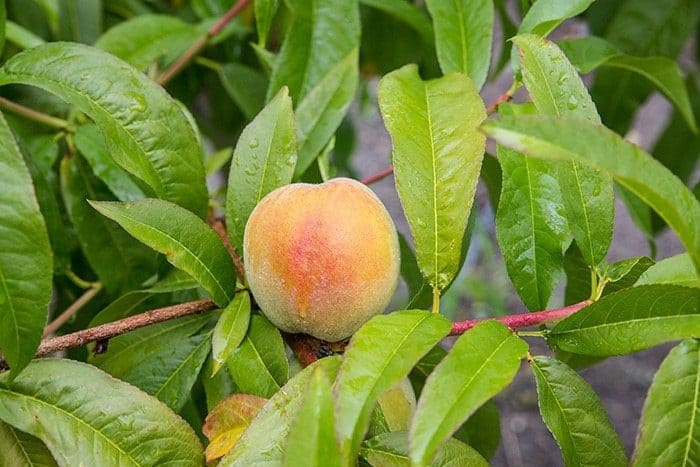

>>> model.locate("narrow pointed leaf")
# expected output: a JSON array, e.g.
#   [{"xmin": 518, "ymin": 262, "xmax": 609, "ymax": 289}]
[
  {"xmin": 515, "ymin": 34, "xmax": 613, "ymax": 268},
  {"xmin": 0, "ymin": 359, "xmax": 204, "ymax": 465},
  {"xmin": 549, "ymin": 285, "xmax": 700, "ymax": 356},
  {"xmin": 482, "ymin": 115, "xmax": 700, "ymax": 273},
  {"xmin": 633, "ymin": 339, "xmax": 700, "ymax": 465},
  {"xmin": 226, "ymin": 87, "xmax": 297, "ymax": 253},
  {"xmin": 284, "ymin": 367, "xmax": 342, "ymax": 467},
  {"xmin": 359, "ymin": 0, "xmax": 433, "ymax": 45},
  {"xmin": 254, "ymin": 0, "xmax": 277, "ymax": 46},
  {"xmin": 212, "ymin": 292, "xmax": 251, "ymax": 375},
  {"xmin": 5, "ymin": 21, "xmax": 45, "ymax": 49},
  {"xmin": 0, "ymin": 42, "xmax": 208, "ymax": 217},
  {"xmin": 57, "ymin": 0, "xmax": 101, "ymax": 44},
  {"xmin": 74, "ymin": 124, "xmax": 146, "ymax": 201},
  {"xmin": 96, "ymin": 14, "xmax": 201, "ymax": 70},
  {"xmin": 219, "ymin": 62, "xmax": 268, "ymax": 120},
  {"xmin": 220, "ymin": 356, "xmax": 341, "ymax": 466},
  {"xmin": 90, "ymin": 313, "xmax": 211, "ymax": 412},
  {"xmin": 409, "ymin": 321, "xmax": 527, "ymax": 465},
  {"xmin": 378, "ymin": 65, "xmax": 486, "ymax": 290},
  {"xmin": 530, "ymin": 356, "xmax": 627, "ymax": 466},
  {"xmin": 560, "ymin": 36, "xmax": 697, "ymax": 132},
  {"xmin": 0, "ymin": 420, "xmax": 56, "ymax": 467},
  {"xmin": 295, "ymin": 49, "xmax": 358, "ymax": 177},
  {"xmin": 518, "ymin": 0, "xmax": 595, "ymax": 37},
  {"xmin": 90, "ymin": 199, "xmax": 237, "ymax": 305},
  {"xmin": 426, "ymin": 0, "xmax": 494, "ymax": 89},
  {"xmin": 496, "ymin": 145, "xmax": 569, "ymax": 310},
  {"xmin": 636, "ymin": 253, "xmax": 699, "ymax": 287},
  {"xmin": 203, "ymin": 394, "xmax": 267, "ymax": 463},
  {"xmin": 267, "ymin": 0, "xmax": 359, "ymax": 103},
  {"xmin": 599, "ymin": 256, "xmax": 655, "ymax": 295},
  {"xmin": 333, "ymin": 310, "xmax": 451, "ymax": 461},
  {"xmin": 360, "ymin": 431, "xmax": 487, "ymax": 467},
  {"xmin": 226, "ymin": 314, "xmax": 288, "ymax": 398},
  {"xmin": 0, "ymin": 112, "xmax": 52, "ymax": 377}
]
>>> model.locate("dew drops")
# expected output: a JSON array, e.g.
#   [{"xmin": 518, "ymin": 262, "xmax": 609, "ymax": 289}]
[
  {"xmin": 567, "ymin": 95, "xmax": 579, "ymax": 110},
  {"xmin": 248, "ymin": 138, "xmax": 259, "ymax": 149}
]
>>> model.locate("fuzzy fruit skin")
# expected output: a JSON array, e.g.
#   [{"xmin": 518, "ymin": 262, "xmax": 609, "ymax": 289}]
[{"xmin": 243, "ymin": 177, "xmax": 400, "ymax": 342}]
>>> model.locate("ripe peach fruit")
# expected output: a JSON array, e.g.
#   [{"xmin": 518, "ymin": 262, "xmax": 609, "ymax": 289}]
[{"xmin": 243, "ymin": 177, "xmax": 400, "ymax": 341}]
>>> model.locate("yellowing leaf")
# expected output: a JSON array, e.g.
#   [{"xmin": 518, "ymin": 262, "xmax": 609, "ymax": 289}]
[{"xmin": 203, "ymin": 394, "xmax": 267, "ymax": 463}]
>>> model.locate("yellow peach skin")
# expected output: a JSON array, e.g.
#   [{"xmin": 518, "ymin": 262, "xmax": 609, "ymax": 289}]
[{"xmin": 243, "ymin": 178, "xmax": 400, "ymax": 341}]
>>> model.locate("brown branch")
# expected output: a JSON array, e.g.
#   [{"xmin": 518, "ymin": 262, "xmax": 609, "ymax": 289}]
[
  {"xmin": 0, "ymin": 97, "xmax": 71, "ymax": 130},
  {"xmin": 449, "ymin": 300, "xmax": 591, "ymax": 336},
  {"xmin": 43, "ymin": 284, "xmax": 103, "ymax": 337},
  {"xmin": 361, "ymin": 166, "xmax": 394, "ymax": 185},
  {"xmin": 36, "ymin": 299, "xmax": 216, "ymax": 357},
  {"xmin": 209, "ymin": 217, "xmax": 247, "ymax": 286},
  {"xmin": 156, "ymin": 0, "xmax": 251, "ymax": 85}
]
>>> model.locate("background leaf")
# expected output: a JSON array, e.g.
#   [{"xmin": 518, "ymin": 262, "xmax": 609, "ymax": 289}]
[
  {"xmin": 409, "ymin": 321, "xmax": 527, "ymax": 465},
  {"xmin": 0, "ymin": 420, "xmax": 56, "ymax": 467},
  {"xmin": 549, "ymin": 285, "xmax": 700, "ymax": 356},
  {"xmin": 518, "ymin": 0, "xmax": 595, "ymax": 37},
  {"xmin": 226, "ymin": 87, "xmax": 296, "ymax": 254},
  {"xmin": 636, "ymin": 253, "xmax": 699, "ymax": 287},
  {"xmin": 219, "ymin": 62, "xmax": 268, "ymax": 120},
  {"xmin": 426, "ymin": 0, "xmax": 494, "ymax": 90},
  {"xmin": 378, "ymin": 65, "xmax": 486, "ymax": 290},
  {"xmin": 266, "ymin": 0, "xmax": 359, "ymax": 104},
  {"xmin": 482, "ymin": 115, "xmax": 700, "ymax": 273},
  {"xmin": 57, "ymin": 0, "xmax": 101, "ymax": 45},
  {"xmin": 0, "ymin": 112, "xmax": 52, "ymax": 377},
  {"xmin": 333, "ymin": 310, "xmax": 451, "ymax": 461},
  {"xmin": 0, "ymin": 42, "xmax": 209, "ymax": 217},
  {"xmin": 530, "ymin": 356, "xmax": 627, "ymax": 466},
  {"xmin": 633, "ymin": 339, "xmax": 700, "ymax": 465},
  {"xmin": 359, "ymin": 0, "xmax": 433, "ymax": 45},
  {"xmin": 226, "ymin": 314, "xmax": 288, "ymax": 398},
  {"xmin": 254, "ymin": 0, "xmax": 277, "ymax": 46},
  {"xmin": 203, "ymin": 394, "xmax": 266, "ymax": 463},
  {"xmin": 90, "ymin": 199, "xmax": 237, "ymax": 306},
  {"xmin": 0, "ymin": 359, "xmax": 203, "ymax": 466}
]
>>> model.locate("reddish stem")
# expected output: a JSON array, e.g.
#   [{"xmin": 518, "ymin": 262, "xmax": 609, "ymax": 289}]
[
  {"xmin": 361, "ymin": 166, "xmax": 394, "ymax": 185},
  {"xmin": 486, "ymin": 89, "xmax": 513, "ymax": 114},
  {"xmin": 449, "ymin": 300, "xmax": 591, "ymax": 336}
]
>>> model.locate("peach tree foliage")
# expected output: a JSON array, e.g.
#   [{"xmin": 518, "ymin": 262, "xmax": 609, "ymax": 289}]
[{"xmin": 0, "ymin": 0, "xmax": 698, "ymax": 466}]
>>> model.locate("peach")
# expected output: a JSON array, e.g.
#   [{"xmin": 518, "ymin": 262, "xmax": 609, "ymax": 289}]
[{"xmin": 243, "ymin": 177, "xmax": 400, "ymax": 341}]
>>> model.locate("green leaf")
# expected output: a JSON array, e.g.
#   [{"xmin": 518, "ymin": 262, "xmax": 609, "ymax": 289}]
[
  {"xmin": 481, "ymin": 115, "xmax": 700, "ymax": 273},
  {"xmin": 295, "ymin": 49, "xmax": 358, "ymax": 178},
  {"xmin": 454, "ymin": 400, "xmax": 501, "ymax": 460},
  {"xmin": 254, "ymin": 0, "xmax": 277, "ymax": 46},
  {"xmin": 0, "ymin": 42, "xmax": 209, "ymax": 217},
  {"xmin": 5, "ymin": 21, "xmax": 45, "ymax": 49},
  {"xmin": 0, "ymin": 0, "xmax": 5, "ymax": 56},
  {"xmin": 61, "ymin": 156, "xmax": 160, "ymax": 293},
  {"xmin": 560, "ymin": 36, "xmax": 697, "ymax": 132},
  {"xmin": 220, "ymin": 356, "xmax": 341, "ymax": 466},
  {"xmin": 226, "ymin": 87, "xmax": 297, "ymax": 254},
  {"xmin": 91, "ymin": 314, "xmax": 211, "ymax": 412},
  {"xmin": 212, "ymin": 292, "xmax": 251, "ymax": 375},
  {"xmin": 267, "ymin": 0, "xmax": 359, "ymax": 104},
  {"xmin": 599, "ymin": 256, "xmax": 655, "ymax": 295},
  {"xmin": 359, "ymin": 0, "xmax": 434, "ymax": 45},
  {"xmin": 360, "ymin": 431, "xmax": 488, "ymax": 467},
  {"xmin": 633, "ymin": 339, "xmax": 700, "ymax": 465},
  {"xmin": 0, "ymin": 420, "xmax": 56, "ymax": 467},
  {"xmin": 399, "ymin": 234, "xmax": 432, "ymax": 310},
  {"xmin": 219, "ymin": 62, "xmax": 268, "ymax": 120},
  {"xmin": 636, "ymin": 253, "xmax": 699, "ymax": 288},
  {"xmin": 333, "ymin": 310, "xmax": 451, "ymax": 461},
  {"xmin": 530, "ymin": 356, "xmax": 627, "ymax": 466},
  {"xmin": 409, "ymin": 321, "xmax": 527, "ymax": 465},
  {"xmin": 57, "ymin": 0, "xmax": 101, "ymax": 45},
  {"xmin": 226, "ymin": 314, "xmax": 288, "ymax": 398},
  {"xmin": 549, "ymin": 285, "xmax": 700, "ymax": 356},
  {"xmin": 563, "ymin": 243, "xmax": 591, "ymax": 305},
  {"xmin": 378, "ymin": 65, "xmax": 486, "ymax": 290},
  {"xmin": 74, "ymin": 124, "xmax": 146, "ymax": 201},
  {"xmin": 518, "ymin": 0, "xmax": 595, "ymax": 36},
  {"xmin": 205, "ymin": 146, "xmax": 233, "ymax": 176},
  {"xmin": 90, "ymin": 199, "xmax": 237, "ymax": 306},
  {"xmin": 496, "ymin": 145, "xmax": 569, "ymax": 310},
  {"xmin": 0, "ymin": 359, "xmax": 203, "ymax": 465},
  {"xmin": 284, "ymin": 367, "xmax": 342, "ymax": 467},
  {"xmin": 515, "ymin": 34, "xmax": 613, "ymax": 268},
  {"xmin": 96, "ymin": 14, "xmax": 200, "ymax": 71},
  {"xmin": 0, "ymin": 113, "xmax": 52, "ymax": 377},
  {"xmin": 590, "ymin": 0, "xmax": 700, "ymax": 134},
  {"xmin": 368, "ymin": 378, "xmax": 416, "ymax": 438},
  {"xmin": 426, "ymin": 0, "xmax": 494, "ymax": 89}
]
